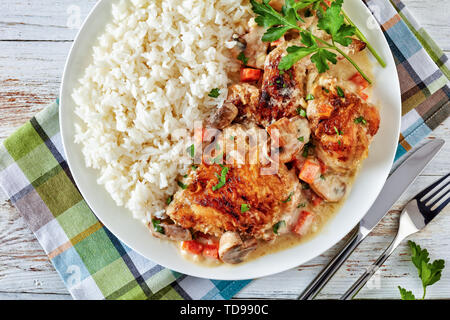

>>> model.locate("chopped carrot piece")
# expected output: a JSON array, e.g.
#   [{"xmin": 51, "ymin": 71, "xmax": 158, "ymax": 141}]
[
  {"xmin": 182, "ymin": 240, "xmax": 204, "ymax": 255},
  {"xmin": 299, "ymin": 160, "xmax": 321, "ymax": 184},
  {"xmin": 293, "ymin": 211, "xmax": 314, "ymax": 236},
  {"xmin": 359, "ymin": 91, "xmax": 369, "ymax": 101},
  {"xmin": 316, "ymin": 104, "xmax": 334, "ymax": 119},
  {"xmin": 240, "ymin": 68, "xmax": 262, "ymax": 82},
  {"xmin": 349, "ymin": 72, "xmax": 369, "ymax": 90},
  {"xmin": 202, "ymin": 243, "xmax": 219, "ymax": 259}
]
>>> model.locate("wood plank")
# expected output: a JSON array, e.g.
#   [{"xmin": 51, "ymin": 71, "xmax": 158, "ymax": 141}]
[
  {"xmin": 0, "ymin": 41, "xmax": 71, "ymax": 139},
  {"xmin": 403, "ymin": 0, "xmax": 450, "ymax": 51},
  {"xmin": 1, "ymin": 0, "xmax": 97, "ymax": 41},
  {"xmin": 0, "ymin": 292, "xmax": 72, "ymax": 300}
]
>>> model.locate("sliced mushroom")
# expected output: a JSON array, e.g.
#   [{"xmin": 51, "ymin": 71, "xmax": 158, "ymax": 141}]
[
  {"xmin": 150, "ymin": 222, "xmax": 192, "ymax": 241},
  {"xmin": 208, "ymin": 102, "xmax": 239, "ymax": 130},
  {"xmin": 218, "ymin": 231, "xmax": 257, "ymax": 264},
  {"xmin": 310, "ymin": 174, "xmax": 347, "ymax": 203}
]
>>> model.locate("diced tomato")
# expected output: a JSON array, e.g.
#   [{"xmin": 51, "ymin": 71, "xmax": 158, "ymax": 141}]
[
  {"xmin": 293, "ymin": 211, "xmax": 315, "ymax": 236},
  {"xmin": 349, "ymin": 72, "xmax": 369, "ymax": 90},
  {"xmin": 299, "ymin": 160, "xmax": 321, "ymax": 184},
  {"xmin": 311, "ymin": 193, "xmax": 323, "ymax": 207},
  {"xmin": 182, "ymin": 240, "xmax": 204, "ymax": 255},
  {"xmin": 316, "ymin": 104, "xmax": 334, "ymax": 119},
  {"xmin": 359, "ymin": 91, "xmax": 369, "ymax": 101},
  {"xmin": 202, "ymin": 243, "xmax": 219, "ymax": 259},
  {"xmin": 240, "ymin": 68, "xmax": 262, "ymax": 82}
]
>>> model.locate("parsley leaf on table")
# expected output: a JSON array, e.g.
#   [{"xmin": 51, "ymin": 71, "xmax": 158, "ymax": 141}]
[
  {"xmin": 398, "ymin": 286, "xmax": 416, "ymax": 300},
  {"xmin": 398, "ymin": 240, "xmax": 445, "ymax": 300}
]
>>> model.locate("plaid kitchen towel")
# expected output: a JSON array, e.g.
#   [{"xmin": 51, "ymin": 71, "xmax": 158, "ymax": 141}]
[{"xmin": 0, "ymin": 0, "xmax": 449, "ymax": 300}]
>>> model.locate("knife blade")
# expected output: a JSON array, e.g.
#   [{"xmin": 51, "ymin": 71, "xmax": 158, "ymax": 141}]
[
  {"xmin": 359, "ymin": 138, "xmax": 445, "ymax": 236},
  {"xmin": 298, "ymin": 138, "xmax": 445, "ymax": 300}
]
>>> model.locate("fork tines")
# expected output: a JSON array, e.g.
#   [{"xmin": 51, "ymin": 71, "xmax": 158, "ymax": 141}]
[{"xmin": 414, "ymin": 173, "xmax": 450, "ymax": 223}]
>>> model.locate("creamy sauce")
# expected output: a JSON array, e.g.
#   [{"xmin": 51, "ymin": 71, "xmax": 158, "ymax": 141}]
[
  {"xmin": 328, "ymin": 49, "xmax": 374, "ymax": 98},
  {"xmin": 178, "ymin": 50, "xmax": 374, "ymax": 267}
]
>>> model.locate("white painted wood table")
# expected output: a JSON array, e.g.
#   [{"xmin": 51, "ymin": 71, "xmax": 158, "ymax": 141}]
[{"xmin": 0, "ymin": 0, "xmax": 449, "ymax": 300}]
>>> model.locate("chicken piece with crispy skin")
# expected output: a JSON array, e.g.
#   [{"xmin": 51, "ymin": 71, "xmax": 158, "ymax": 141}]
[
  {"xmin": 166, "ymin": 124, "xmax": 300, "ymax": 241},
  {"xmin": 256, "ymin": 42, "xmax": 311, "ymax": 127},
  {"xmin": 307, "ymin": 83, "xmax": 380, "ymax": 173}
]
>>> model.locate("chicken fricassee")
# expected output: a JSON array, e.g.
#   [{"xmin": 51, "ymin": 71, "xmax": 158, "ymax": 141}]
[{"xmin": 150, "ymin": 0, "xmax": 381, "ymax": 265}]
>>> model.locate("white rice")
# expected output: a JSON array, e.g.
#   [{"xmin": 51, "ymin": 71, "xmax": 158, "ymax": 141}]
[{"xmin": 72, "ymin": 0, "xmax": 252, "ymax": 222}]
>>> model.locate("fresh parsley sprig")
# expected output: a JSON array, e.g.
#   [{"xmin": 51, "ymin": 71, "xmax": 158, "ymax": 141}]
[
  {"xmin": 289, "ymin": 0, "xmax": 386, "ymax": 67},
  {"xmin": 251, "ymin": 0, "xmax": 303, "ymax": 42},
  {"xmin": 398, "ymin": 240, "xmax": 445, "ymax": 300},
  {"xmin": 250, "ymin": 0, "xmax": 372, "ymax": 84}
]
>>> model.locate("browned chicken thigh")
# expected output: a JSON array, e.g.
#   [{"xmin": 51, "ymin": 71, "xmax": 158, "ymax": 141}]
[
  {"xmin": 166, "ymin": 125, "xmax": 300, "ymax": 246},
  {"xmin": 307, "ymin": 85, "xmax": 380, "ymax": 173}
]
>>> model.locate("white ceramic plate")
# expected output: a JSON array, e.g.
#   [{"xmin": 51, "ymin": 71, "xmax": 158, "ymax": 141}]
[{"xmin": 60, "ymin": 0, "xmax": 401, "ymax": 280}]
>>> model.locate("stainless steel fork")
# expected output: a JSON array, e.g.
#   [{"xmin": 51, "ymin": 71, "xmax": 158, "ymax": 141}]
[{"xmin": 340, "ymin": 172, "xmax": 450, "ymax": 300}]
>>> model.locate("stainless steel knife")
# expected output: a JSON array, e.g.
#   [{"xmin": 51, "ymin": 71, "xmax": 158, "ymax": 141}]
[{"xmin": 297, "ymin": 138, "xmax": 445, "ymax": 300}]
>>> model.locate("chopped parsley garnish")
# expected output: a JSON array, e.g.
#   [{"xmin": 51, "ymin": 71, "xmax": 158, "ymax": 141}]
[
  {"xmin": 151, "ymin": 218, "xmax": 165, "ymax": 234},
  {"xmin": 336, "ymin": 86, "xmax": 345, "ymax": 97},
  {"xmin": 338, "ymin": 140, "xmax": 341, "ymax": 145},
  {"xmin": 229, "ymin": 135, "xmax": 235, "ymax": 141},
  {"xmin": 212, "ymin": 165, "xmax": 229, "ymax": 191},
  {"xmin": 297, "ymin": 202, "xmax": 306, "ymax": 208},
  {"xmin": 177, "ymin": 181, "xmax": 188, "ymax": 189},
  {"xmin": 187, "ymin": 144, "xmax": 195, "ymax": 158},
  {"xmin": 354, "ymin": 116, "xmax": 367, "ymax": 125},
  {"xmin": 334, "ymin": 126, "xmax": 343, "ymax": 136},
  {"xmin": 297, "ymin": 108, "xmax": 307, "ymax": 117},
  {"xmin": 241, "ymin": 203, "xmax": 251, "ymax": 213},
  {"xmin": 298, "ymin": 136, "xmax": 304, "ymax": 142},
  {"xmin": 166, "ymin": 196, "xmax": 173, "ymax": 205},
  {"xmin": 208, "ymin": 88, "xmax": 220, "ymax": 98},
  {"xmin": 302, "ymin": 181, "xmax": 310, "ymax": 190},
  {"xmin": 302, "ymin": 142, "xmax": 314, "ymax": 158},
  {"xmin": 305, "ymin": 94, "xmax": 315, "ymax": 101},
  {"xmin": 282, "ymin": 192, "xmax": 294, "ymax": 203},
  {"xmin": 237, "ymin": 51, "xmax": 249, "ymax": 65},
  {"xmin": 320, "ymin": 174, "xmax": 325, "ymax": 180},
  {"xmin": 322, "ymin": 87, "xmax": 330, "ymax": 93},
  {"xmin": 273, "ymin": 220, "xmax": 286, "ymax": 235},
  {"xmin": 191, "ymin": 164, "xmax": 198, "ymax": 170}
]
